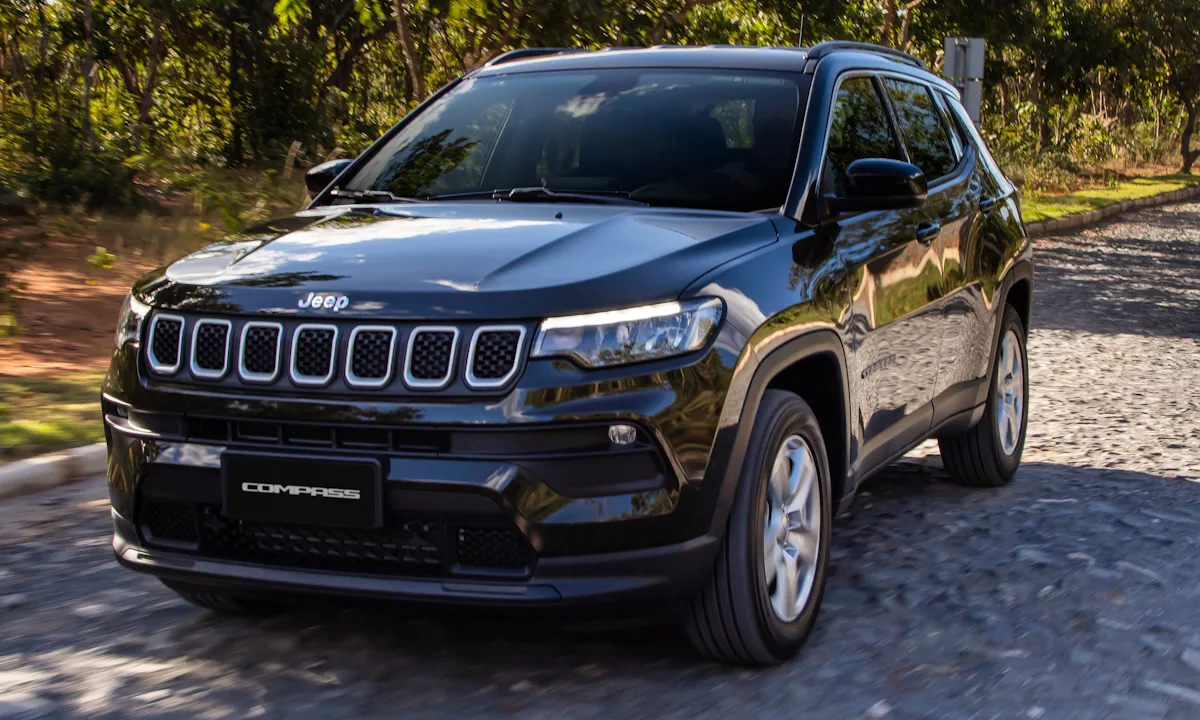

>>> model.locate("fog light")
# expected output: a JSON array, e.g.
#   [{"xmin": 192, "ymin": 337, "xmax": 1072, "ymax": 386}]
[{"xmin": 608, "ymin": 424, "xmax": 637, "ymax": 446}]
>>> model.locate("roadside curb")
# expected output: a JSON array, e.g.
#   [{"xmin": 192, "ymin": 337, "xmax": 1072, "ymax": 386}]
[
  {"xmin": 1025, "ymin": 184, "xmax": 1200, "ymax": 238},
  {"xmin": 0, "ymin": 443, "xmax": 107, "ymax": 501}
]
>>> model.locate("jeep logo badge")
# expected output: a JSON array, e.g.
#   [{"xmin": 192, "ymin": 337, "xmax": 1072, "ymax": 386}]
[{"xmin": 298, "ymin": 292, "xmax": 349, "ymax": 312}]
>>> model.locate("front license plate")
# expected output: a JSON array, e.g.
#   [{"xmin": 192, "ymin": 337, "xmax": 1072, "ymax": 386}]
[{"xmin": 222, "ymin": 452, "xmax": 382, "ymax": 528}]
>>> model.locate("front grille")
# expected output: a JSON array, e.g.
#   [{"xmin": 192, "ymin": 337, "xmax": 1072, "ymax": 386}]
[
  {"xmin": 240, "ymin": 323, "xmax": 281, "ymax": 381},
  {"xmin": 199, "ymin": 508, "xmax": 445, "ymax": 575},
  {"xmin": 456, "ymin": 527, "xmax": 534, "ymax": 569},
  {"xmin": 406, "ymin": 328, "xmax": 457, "ymax": 387},
  {"xmin": 149, "ymin": 316, "xmax": 183, "ymax": 372},
  {"xmin": 467, "ymin": 328, "xmax": 523, "ymax": 387},
  {"xmin": 347, "ymin": 327, "xmax": 395, "ymax": 386},
  {"xmin": 292, "ymin": 325, "xmax": 337, "ymax": 383},
  {"xmin": 144, "ymin": 313, "xmax": 530, "ymax": 393},
  {"xmin": 142, "ymin": 501, "xmax": 197, "ymax": 544},
  {"xmin": 192, "ymin": 320, "xmax": 230, "ymax": 377}
]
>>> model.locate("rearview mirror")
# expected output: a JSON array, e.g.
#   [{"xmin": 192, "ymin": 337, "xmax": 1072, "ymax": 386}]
[
  {"xmin": 305, "ymin": 158, "xmax": 354, "ymax": 196},
  {"xmin": 825, "ymin": 158, "xmax": 927, "ymax": 214}
]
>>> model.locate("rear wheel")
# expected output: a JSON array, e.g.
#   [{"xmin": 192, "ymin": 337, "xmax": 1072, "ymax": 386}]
[
  {"xmin": 161, "ymin": 580, "xmax": 284, "ymax": 616},
  {"xmin": 939, "ymin": 305, "xmax": 1028, "ymax": 486},
  {"xmin": 685, "ymin": 390, "xmax": 832, "ymax": 665}
]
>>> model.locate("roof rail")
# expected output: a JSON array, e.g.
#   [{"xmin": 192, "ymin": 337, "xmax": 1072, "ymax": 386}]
[
  {"xmin": 806, "ymin": 41, "xmax": 926, "ymax": 69},
  {"xmin": 484, "ymin": 48, "xmax": 580, "ymax": 67}
]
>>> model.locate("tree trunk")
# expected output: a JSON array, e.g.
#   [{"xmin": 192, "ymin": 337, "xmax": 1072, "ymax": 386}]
[
  {"xmin": 81, "ymin": 0, "xmax": 95, "ymax": 149},
  {"xmin": 1182, "ymin": 100, "xmax": 1199, "ymax": 174},
  {"xmin": 392, "ymin": 0, "xmax": 426, "ymax": 102},
  {"xmin": 133, "ymin": 20, "xmax": 164, "ymax": 154},
  {"xmin": 227, "ymin": 18, "xmax": 244, "ymax": 166},
  {"xmin": 879, "ymin": 0, "xmax": 897, "ymax": 47}
]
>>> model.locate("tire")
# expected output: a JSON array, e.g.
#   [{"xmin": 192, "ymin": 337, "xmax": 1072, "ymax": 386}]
[
  {"xmin": 161, "ymin": 579, "xmax": 284, "ymax": 616},
  {"xmin": 684, "ymin": 389, "xmax": 832, "ymax": 665},
  {"xmin": 938, "ymin": 304, "xmax": 1028, "ymax": 486}
]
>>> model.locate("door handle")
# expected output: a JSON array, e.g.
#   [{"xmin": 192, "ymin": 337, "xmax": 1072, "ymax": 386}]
[
  {"xmin": 979, "ymin": 196, "xmax": 1000, "ymax": 212},
  {"xmin": 916, "ymin": 222, "xmax": 941, "ymax": 245}
]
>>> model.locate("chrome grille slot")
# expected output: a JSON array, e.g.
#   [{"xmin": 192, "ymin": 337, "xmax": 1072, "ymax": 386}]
[
  {"xmin": 239, "ymin": 322, "xmax": 282, "ymax": 382},
  {"xmin": 290, "ymin": 324, "xmax": 338, "ymax": 385},
  {"xmin": 466, "ymin": 326, "xmax": 526, "ymax": 388},
  {"xmin": 148, "ymin": 315, "xmax": 184, "ymax": 374},
  {"xmin": 191, "ymin": 319, "xmax": 231, "ymax": 379},
  {"xmin": 346, "ymin": 326, "xmax": 397, "ymax": 388},
  {"xmin": 404, "ymin": 327, "xmax": 458, "ymax": 389}
]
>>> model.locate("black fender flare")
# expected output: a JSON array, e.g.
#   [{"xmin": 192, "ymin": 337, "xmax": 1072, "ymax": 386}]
[
  {"xmin": 699, "ymin": 328, "xmax": 852, "ymax": 539},
  {"xmin": 975, "ymin": 253, "xmax": 1035, "ymax": 407}
]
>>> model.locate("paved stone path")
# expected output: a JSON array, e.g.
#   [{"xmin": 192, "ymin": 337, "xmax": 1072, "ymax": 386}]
[{"xmin": 2, "ymin": 201, "xmax": 1199, "ymax": 719}]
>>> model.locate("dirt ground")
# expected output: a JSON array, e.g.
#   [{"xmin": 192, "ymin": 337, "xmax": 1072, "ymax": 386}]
[{"xmin": 0, "ymin": 227, "xmax": 156, "ymax": 378}]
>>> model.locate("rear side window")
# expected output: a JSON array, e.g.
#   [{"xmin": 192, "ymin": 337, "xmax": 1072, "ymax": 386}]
[
  {"xmin": 943, "ymin": 94, "xmax": 1015, "ymax": 195},
  {"xmin": 884, "ymin": 79, "xmax": 958, "ymax": 181},
  {"xmin": 823, "ymin": 76, "xmax": 904, "ymax": 197}
]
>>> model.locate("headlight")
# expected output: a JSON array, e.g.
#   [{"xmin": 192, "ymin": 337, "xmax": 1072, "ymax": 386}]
[
  {"xmin": 114, "ymin": 293, "xmax": 150, "ymax": 349},
  {"xmin": 532, "ymin": 298, "xmax": 723, "ymax": 368}
]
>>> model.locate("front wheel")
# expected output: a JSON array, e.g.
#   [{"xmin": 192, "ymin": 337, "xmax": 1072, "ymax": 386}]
[
  {"xmin": 939, "ymin": 304, "xmax": 1029, "ymax": 486},
  {"xmin": 684, "ymin": 390, "xmax": 832, "ymax": 665}
]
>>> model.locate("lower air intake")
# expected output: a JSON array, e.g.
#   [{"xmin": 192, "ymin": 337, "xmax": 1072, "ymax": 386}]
[{"xmin": 198, "ymin": 508, "xmax": 445, "ymax": 575}]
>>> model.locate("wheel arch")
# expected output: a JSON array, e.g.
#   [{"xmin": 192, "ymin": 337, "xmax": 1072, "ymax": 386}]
[{"xmin": 706, "ymin": 330, "xmax": 852, "ymax": 534}]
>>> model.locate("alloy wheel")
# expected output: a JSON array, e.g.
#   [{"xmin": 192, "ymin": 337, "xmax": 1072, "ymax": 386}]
[
  {"xmin": 994, "ymin": 329, "xmax": 1025, "ymax": 456},
  {"xmin": 762, "ymin": 435, "xmax": 822, "ymax": 623}
]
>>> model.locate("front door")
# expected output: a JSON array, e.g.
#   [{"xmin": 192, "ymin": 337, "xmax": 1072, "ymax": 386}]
[{"xmin": 819, "ymin": 74, "xmax": 944, "ymax": 470}]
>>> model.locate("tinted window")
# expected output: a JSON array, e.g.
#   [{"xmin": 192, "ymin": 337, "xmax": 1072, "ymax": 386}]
[
  {"xmin": 342, "ymin": 70, "xmax": 802, "ymax": 212},
  {"xmin": 823, "ymin": 76, "xmax": 904, "ymax": 197},
  {"xmin": 884, "ymin": 79, "xmax": 958, "ymax": 181}
]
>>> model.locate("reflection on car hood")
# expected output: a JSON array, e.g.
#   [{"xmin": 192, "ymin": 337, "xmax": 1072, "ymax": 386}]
[{"xmin": 136, "ymin": 203, "xmax": 778, "ymax": 319}]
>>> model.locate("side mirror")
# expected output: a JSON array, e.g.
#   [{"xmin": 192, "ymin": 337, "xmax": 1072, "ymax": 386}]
[
  {"xmin": 825, "ymin": 158, "xmax": 927, "ymax": 214},
  {"xmin": 305, "ymin": 158, "xmax": 354, "ymax": 196}
]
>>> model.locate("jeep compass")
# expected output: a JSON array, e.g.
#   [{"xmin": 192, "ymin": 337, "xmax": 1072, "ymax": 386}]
[{"xmin": 103, "ymin": 41, "xmax": 1032, "ymax": 665}]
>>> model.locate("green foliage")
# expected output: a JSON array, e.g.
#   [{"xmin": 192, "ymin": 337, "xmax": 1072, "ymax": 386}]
[
  {"xmin": 0, "ymin": 0, "xmax": 1193, "ymax": 214},
  {"xmin": 87, "ymin": 246, "xmax": 116, "ymax": 269}
]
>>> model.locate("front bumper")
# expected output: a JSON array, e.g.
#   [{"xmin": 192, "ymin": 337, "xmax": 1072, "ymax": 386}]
[{"xmin": 102, "ymin": 336, "xmax": 743, "ymax": 607}]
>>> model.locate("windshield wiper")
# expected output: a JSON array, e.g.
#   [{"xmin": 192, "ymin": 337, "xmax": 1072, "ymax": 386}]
[
  {"xmin": 328, "ymin": 188, "xmax": 421, "ymax": 204},
  {"xmin": 426, "ymin": 187, "xmax": 646, "ymax": 206}
]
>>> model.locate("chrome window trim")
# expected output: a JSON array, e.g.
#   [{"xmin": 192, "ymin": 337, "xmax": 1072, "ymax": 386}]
[
  {"xmin": 344, "ymin": 325, "xmax": 398, "ymax": 389},
  {"xmin": 189, "ymin": 318, "xmax": 232, "ymax": 380},
  {"xmin": 238, "ymin": 321, "xmax": 284, "ymax": 384},
  {"xmin": 290, "ymin": 323, "xmax": 340, "ymax": 387},
  {"xmin": 465, "ymin": 325, "xmax": 527, "ymax": 390},
  {"xmin": 403, "ymin": 326, "xmax": 459, "ymax": 390},
  {"xmin": 147, "ymin": 313, "xmax": 185, "ymax": 375}
]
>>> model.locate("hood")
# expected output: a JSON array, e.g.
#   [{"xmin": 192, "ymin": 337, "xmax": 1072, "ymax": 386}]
[{"xmin": 136, "ymin": 203, "xmax": 777, "ymax": 320}]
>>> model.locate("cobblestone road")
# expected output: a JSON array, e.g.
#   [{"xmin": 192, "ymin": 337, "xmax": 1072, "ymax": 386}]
[{"xmin": 2, "ymin": 201, "xmax": 1199, "ymax": 719}]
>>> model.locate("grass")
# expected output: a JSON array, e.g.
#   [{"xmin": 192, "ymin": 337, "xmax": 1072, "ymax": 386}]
[
  {"xmin": 1022, "ymin": 173, "xmax": 1200, "ymax": 223},
  {"xmin": 0, "ymin": 372, "xmax": 104, "ymax": 463}
]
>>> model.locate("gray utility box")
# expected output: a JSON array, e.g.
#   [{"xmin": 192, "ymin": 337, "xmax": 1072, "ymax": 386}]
[{"xmin": 944, "ymin": 37, "xmax": 985, "ymax": 127}]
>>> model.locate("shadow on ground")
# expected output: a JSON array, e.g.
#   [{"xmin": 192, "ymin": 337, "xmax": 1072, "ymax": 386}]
[{"xmin": 6, "ymin": 459, "xmax": 1196, "ymax": 718}]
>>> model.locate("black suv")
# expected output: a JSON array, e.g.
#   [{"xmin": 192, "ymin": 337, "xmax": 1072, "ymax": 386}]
[{"xmin": 104, "ymin": 42, "xmax": 1031, "ymax": 665}]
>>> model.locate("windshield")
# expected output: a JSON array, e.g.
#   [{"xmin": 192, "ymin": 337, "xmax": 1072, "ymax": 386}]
[{"xmin": 339, "ymin": 69, "xmax": 803, "ymax": 212}]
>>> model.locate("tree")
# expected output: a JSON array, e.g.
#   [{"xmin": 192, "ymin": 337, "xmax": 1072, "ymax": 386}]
[{"xmin": 1128, "ymin": 0, "xmax": 1200, "ymax": 172}]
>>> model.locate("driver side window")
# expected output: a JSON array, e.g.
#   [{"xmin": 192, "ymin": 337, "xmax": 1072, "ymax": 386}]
[{"xmin": 823, "ymin": 76, "xmax": 905, "ymax": 197}]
